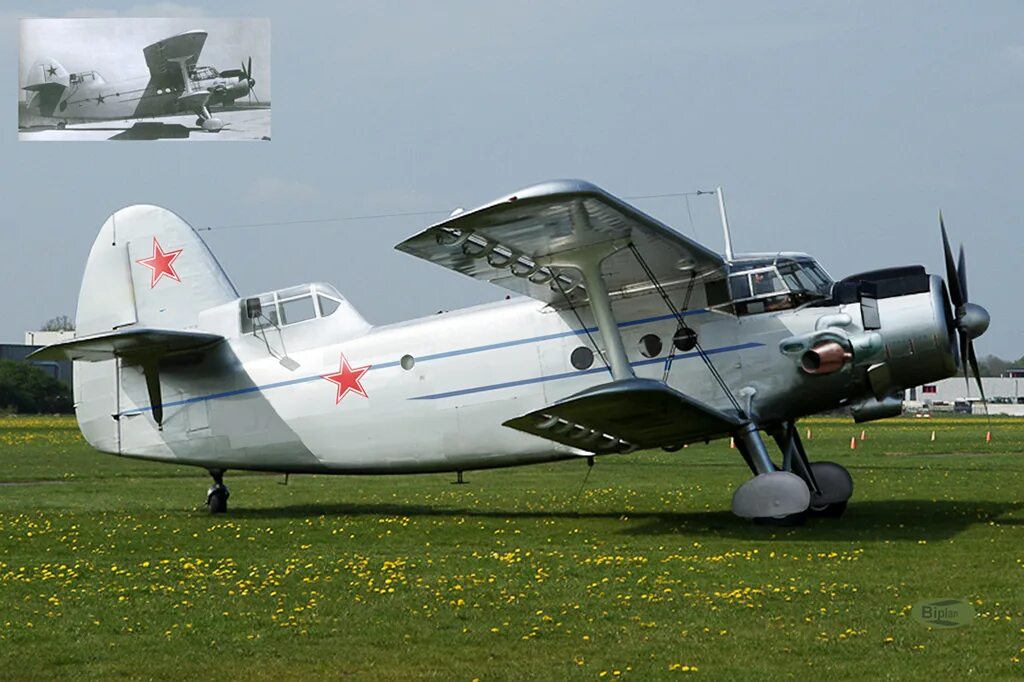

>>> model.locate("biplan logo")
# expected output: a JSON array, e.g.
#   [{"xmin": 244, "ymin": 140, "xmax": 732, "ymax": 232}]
[{"xmin": 911, "ymin": 599, "xmax": 974, "ymax": 629}]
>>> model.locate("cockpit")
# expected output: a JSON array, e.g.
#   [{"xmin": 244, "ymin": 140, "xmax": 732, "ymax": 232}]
[
  {"xmin": 241, "ymin": 283, "xmax": 345, "ymax": 333},
  {"xmin": 69, "ymin": 71, "xmax": 105, "ymax": 85},
  {"xmin": 718, "ymin": 254, "xmax": 833, "ymax": 316},
  {"xmin": 189, "ymin": 66, "xmax": 219, "ymax": 80}
]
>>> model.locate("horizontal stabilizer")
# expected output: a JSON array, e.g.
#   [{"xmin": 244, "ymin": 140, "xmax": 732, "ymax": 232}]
[
  {"xmin": 30, "ymin": 327, "xmax": 223, "ymax": 362},
  {"xmin": 503, "ymin": 378, "xmax": 743, "ymax": 452}
]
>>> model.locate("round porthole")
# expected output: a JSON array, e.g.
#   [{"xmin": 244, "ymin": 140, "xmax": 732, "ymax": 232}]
[
  {"xmin": 673, "ymin": 326, "xmax": 698, "ymax": 352},
  {"xmin": 570, "ymin": 346, "xmax": 594, "ymax": 370},
  {"xmin": 639, "ymin": 334, "xmax": 662, "ymax": 358},
  {"xmin": 400, "ymin": 354, "xmax": 415, "ymax": 370}
]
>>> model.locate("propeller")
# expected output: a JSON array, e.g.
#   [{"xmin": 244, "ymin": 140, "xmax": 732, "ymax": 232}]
[
  {"xmin": 939, "ymin": 212, "xmax": 991, "ymax": 407},
  {"xmin": 220, "ymin": 57, "xmax": 259, "ymax": 104},
  {"xmin": 242, "ymin": 57, "xmax": 259, "ymax": 105}
]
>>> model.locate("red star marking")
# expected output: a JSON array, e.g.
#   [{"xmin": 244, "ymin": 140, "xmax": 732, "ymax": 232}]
[
  {"xmin": 322, "ymin": 353, "xmax": 371, "ymax": 404},
  {"xmin": 135, "ymin": 237, "xmax": 183, "ymax": 288}
]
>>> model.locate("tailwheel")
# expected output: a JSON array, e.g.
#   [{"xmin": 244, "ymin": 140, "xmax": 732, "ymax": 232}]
[{"xmin": 206, "ymin": 470, "xmax": 229, "ymax": 514}]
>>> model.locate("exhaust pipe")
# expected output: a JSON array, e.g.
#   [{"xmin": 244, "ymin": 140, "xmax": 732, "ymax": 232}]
[{"xmin": 801, "ymin": 341, "xmax": 852, "ymax": 375}]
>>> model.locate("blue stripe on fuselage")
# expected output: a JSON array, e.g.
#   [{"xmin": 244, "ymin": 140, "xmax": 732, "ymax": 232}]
[
  {"xmin": 117, "ymin": 308, "xmax": 736, "ymax": 415},
  {"xmin": 408, "ymin": 342, "xmax": 765, "ymax": 400}
]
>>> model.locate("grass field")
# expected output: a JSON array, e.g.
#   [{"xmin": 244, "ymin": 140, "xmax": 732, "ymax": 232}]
[{"xmin": 2, "ymin": 415, "xmax": 1023, "ymax": 680}]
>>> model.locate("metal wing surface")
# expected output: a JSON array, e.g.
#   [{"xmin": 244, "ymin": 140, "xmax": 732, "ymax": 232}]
[
  {"xmin": 396, "ymin": 180, "xmax": 726, "ymax": 306},
  {"xmin": 142, "ymin": 30, "xmax": 208, "ymax": 87},
  {"xmin": 30, "ymin": 328, "xmax": 223, "ymax": 362},
  {"xmin": 503, "ymin": 378, "xmax": 744, "ymax": 452}
]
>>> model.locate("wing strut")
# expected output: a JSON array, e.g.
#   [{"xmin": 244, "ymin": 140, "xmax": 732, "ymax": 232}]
[{"xmin": 538, "ymin": 206, "xmax": 634, "ymax": 381}]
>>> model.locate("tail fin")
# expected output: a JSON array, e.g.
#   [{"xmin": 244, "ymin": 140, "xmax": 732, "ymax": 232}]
[
  {"xmin": 77, "ymin": 204, "xmax": 238, "ymax": 335},
  {"xmin": 72, "ymin": 206, "xmax": 238, "ymax": 453},
  {"xmin": 24, "ymin": 59, "xmax": 69, "ymax": 117}
]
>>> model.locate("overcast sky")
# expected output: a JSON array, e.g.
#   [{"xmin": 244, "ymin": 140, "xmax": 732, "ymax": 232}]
[{"xmin": 2, "ymin": 1, "xmax": 1022, "ymax": 358}]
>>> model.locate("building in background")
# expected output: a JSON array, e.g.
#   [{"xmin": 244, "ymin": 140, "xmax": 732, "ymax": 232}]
[
  {"xmin": 0, "ymin": 330, "xmax": 75, "ymax": 387},
  {"xmin": 907, "ymin": 377, "xmax": 1024, "ymax": 416}
]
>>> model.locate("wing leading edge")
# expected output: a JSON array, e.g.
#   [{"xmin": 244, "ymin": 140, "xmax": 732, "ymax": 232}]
[{"xmin": 396, "ymin": 179, "xmax": 727, "ymax": 307}]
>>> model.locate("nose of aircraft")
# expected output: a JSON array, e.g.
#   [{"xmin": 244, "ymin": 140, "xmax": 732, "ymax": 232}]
[{"xmin": 958, "ymin": 302, "xmax": 990, "ymax": 340}]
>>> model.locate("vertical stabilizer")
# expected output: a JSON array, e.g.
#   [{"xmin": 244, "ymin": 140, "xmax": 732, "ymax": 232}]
[
  {"xmin": 23, "ymin": 58, "xmax": 69, "ymax": 119},
  {"xmin": 74, "ymin": 205, "xmax": 238, "ymax": 453}
]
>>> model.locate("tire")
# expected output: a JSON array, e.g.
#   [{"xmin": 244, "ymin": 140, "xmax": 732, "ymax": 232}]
[
  {"xmin": 207, "ymin": 489, "xmax": 228, "ymax": 514},
  {"xmin": 754, "ymin": 511, "xmax": 807, "ymax": 527},
  {"xmin": 808, "ymin": 500, "xmax": 847, "ymax": 518}
]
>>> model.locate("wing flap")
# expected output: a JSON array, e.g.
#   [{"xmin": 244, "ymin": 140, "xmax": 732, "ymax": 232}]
[
  {"xmin": 396, "ymin": 180, "xmax": 726, "ymax": 306},
  {"xmin": 29, "ymin": 328, "xmax": 223, "ymax": 362},
  {"xmin": 503, "ymin": 378, "xmax": 743, "ymax": 452}
]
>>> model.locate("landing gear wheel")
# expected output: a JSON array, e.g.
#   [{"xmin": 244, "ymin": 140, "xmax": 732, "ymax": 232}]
[
  {"xmin": 206, "ymin": 470, "xmax": 229, "ymax": 514},
  {"xmin": 806, "ymin": 462, "xmax": 853, "ymax": 519},
  {"xmin": 754, "ymin": 511, "xmax": 807, "ymax": 527},
  {"xmin": 731, "ymin": 471, "xmax": 810, "ymax": 520},
  {"xmin": 808, "ymin": 500, "xmax": 848, "ymax": 518},
  {"xmin": 207, "ymin": 484, "xmax": 229, "ymax": 513},
  {"xmin": 195, "ymin": 117, "xmax": 204, "ymax": 127}
]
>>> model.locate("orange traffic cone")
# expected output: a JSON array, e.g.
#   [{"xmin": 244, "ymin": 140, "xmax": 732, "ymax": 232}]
[
  {"xmin": 806, "ymin": 427, "xmax": 812, "ymax": 440},
  {"xmin": 849, "ymin": 436, "xmax": 857, "ymax": 450},
  {"xmin": 860, "ymin": 429, "xmax": 867, "ymax": 441},
  {"xmin": 930, "ymin": 430, "xmax": 936, "ymax": 442},
  {"xmin": 729, "ymin": 437, "xmax": 735, "ymax": 449},
  {"xmin": 985, "ymin": 431, "xmax": 992, "ymax": 443}
]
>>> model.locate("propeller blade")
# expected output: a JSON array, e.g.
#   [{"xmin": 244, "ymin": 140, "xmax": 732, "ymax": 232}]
[
  {"xmin": 967, "ymin": 341, "xmax": 986, "ymax": 403},
  {"xmin": 940, "ymin": 212, "xmax": 964, "ymax": 308},
  {"xmin": 959, "ymin": 330, "xmax": 970, "ymax": 394},
  {"xmin": 957, "ymin": 244, "xmax": 968, "ymax": 303},
  {"xmin": 248, "ymin": 56, "xmax": 252, "ymax": 80}
]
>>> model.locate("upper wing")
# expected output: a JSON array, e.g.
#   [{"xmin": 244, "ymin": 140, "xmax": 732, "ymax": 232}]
[
  {"xmin": 30, "ymin": 327, "xmax": 223, "ymax": 362},
  {"xmin": 396, "ymin": 179, "xmax": 726, "ymax": 306},
  {"xmin": 504, "ymin": 378, "xmax": 744, "ymax": 452},
  {"xmin": 142, "ymin": 30, "xmax": 208, "ymax": 87}
]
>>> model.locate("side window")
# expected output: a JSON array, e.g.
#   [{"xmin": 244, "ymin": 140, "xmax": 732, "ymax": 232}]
[
  {"xmin": 730, "ymin": 274, "xmax": 751, "ymax": 300},
  {"xmin": 280, "ymin": 296, "xmax": 316, "ymax": 325},
  {"xmin": 318, "ymin": 296, "xmax": 341, "ymax": 317}
]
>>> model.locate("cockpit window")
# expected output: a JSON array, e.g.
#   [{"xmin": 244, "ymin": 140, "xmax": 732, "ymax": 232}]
[
  {"xmin": 190, "ymin": 66, "xmax": 219, "ymax": 80},
  {"xmin": 280, "ymin": 296, "xmax": 316, "ymax": 325},
  {"xmin": 719, "ymin": 256, "xmax": 833, "ymax": 316},
  {"xmin": 241, "ymin": 283, "xmax": 346, "ymax": 332},
  {"xmin": 318, "ymin": 296, "xmax": 341, "ymax": 317}
]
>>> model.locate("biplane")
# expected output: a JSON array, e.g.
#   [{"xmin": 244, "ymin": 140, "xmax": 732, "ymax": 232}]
[
  {"xmin": 21, "ymin": 30, "xmax": 260, "ymax": 132},
  {"xmin": 33, "ymin": 181, "xmax": 990, "ymax": 522}
]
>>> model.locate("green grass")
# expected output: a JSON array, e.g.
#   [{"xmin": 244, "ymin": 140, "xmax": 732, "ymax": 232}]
[{"xmin": 1, "ymin": 415, "xmax": 1023, "ymax": 680}]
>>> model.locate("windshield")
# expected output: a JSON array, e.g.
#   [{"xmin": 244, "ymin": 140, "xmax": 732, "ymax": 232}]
[{"xmin": 722, "ymin": 256, "xmax": 833, "ymax": 316}]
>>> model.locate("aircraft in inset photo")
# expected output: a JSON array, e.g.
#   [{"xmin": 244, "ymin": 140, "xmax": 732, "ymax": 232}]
[{"xmin": 18, "ymin": 18, "xmax": 270, "ymax": 141}]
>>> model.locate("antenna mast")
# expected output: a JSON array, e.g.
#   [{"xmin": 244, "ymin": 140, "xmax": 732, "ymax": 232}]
[{"xmin": 716, "ymin": 186, "xmax": 734, "ymax": 263}]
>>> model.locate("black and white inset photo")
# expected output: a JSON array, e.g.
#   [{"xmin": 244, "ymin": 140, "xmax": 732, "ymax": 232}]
[{"xmin": 19, "ymin": 17, "xmax": 270, "ymax": 141}]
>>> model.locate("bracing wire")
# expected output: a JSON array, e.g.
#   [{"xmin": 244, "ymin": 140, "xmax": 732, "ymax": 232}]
[{"xmin": 627, "ymin": 243, "xmax": 745, "ymax": 417}]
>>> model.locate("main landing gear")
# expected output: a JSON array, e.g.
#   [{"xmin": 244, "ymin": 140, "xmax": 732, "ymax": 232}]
[
  {"xmin": 195, "ymin": 106, "xmax": 224, "ymax": 132},
  {"xmin": 730, "ymin": 421, "xmax": 853, "ymax": 524},
  {"xmin": 206, "ymin": 469, "xmax": 230, "ymax": 514}
]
